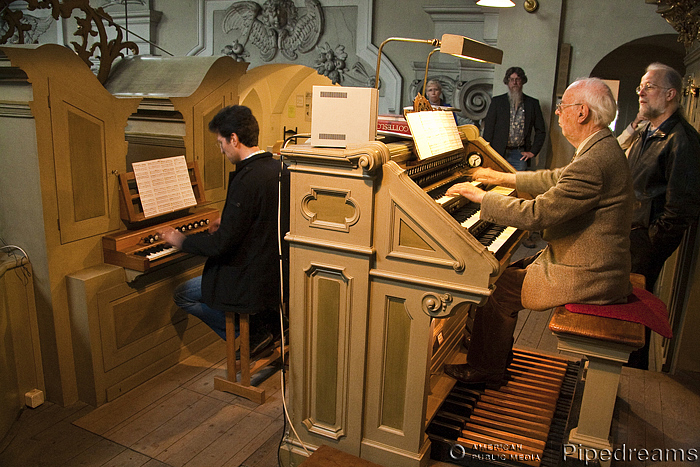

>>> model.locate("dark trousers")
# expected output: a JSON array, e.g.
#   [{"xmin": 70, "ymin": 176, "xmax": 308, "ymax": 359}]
[
  {"xmin": 467, "ymin": 257, "xmax": 532, "ymax": 373},
  {"xmin": 627, "ymin": 227, "xmax": 683, "ymax": 370}
]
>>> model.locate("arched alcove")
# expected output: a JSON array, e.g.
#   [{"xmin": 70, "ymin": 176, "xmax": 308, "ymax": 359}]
[
  {"xmin": 590, "ymin": 34, "xmax": 685, "ymax": 135},
  {"xmin": 239, "ymin": 64, "xmax": 334, "ymax": 150}
]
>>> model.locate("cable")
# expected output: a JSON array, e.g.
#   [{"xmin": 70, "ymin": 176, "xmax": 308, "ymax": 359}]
[
  {"xmin": 0, "ymin": 243, "xmax": 32, "ymax": 285},
  {"xmin": 275, "ymin": 152, "xmax": 310, "ymax": 464}
]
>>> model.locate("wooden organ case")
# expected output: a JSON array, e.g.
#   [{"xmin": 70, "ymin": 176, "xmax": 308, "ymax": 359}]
[
  {"xmin": 0, "ymin": 43, "xmax": 246, "ymax": 406},
  {"xmin": 280, "ymin": 126, "xmax": 527, "ymax": 466}
]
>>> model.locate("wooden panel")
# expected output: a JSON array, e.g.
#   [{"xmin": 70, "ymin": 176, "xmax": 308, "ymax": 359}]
[
  {"xmin": 49, "ymin": 77, "xmax": 124, "ymax": 243},
  {"xmin": 67, "ymin": 111, "xmax": 106, "ymax": 221},
  {"xmin": 380, "ymin": 297, "xmax": 411, "ymax": 430},
  {"xmin": 97, "ymin": 267, "xmax": 204, "ymax": 371},
  {"xmin": 302, "ymin": 266, "xmax": 350, "ymax": 440},
  {"xmin": 202, "ymin": 103, "xmax": 225, "ymax": 192},
  {"xmin": 315, "ymin": 277, "xmax": 340, "ymax": 425},
  {"xmin": 191, "ymin": 86, "xmax": 230, "ymax": 204}
]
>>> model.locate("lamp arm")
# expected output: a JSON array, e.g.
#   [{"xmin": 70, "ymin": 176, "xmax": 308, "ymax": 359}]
[
  {"xmin": 421, "ymin": 48, "xmax": 441, "ymax": 97},
  {"xmin": 374, "ymin": 37, "xmax": 440, "ymax": 90}
]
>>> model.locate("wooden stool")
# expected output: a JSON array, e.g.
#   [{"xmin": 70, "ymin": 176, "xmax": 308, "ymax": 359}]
[
  {"xmin": 549, "ymin": 273, "xmax": 648, "ymax": 467},
  {"xmin": 213, "ymin": 312, "xmax": 288, "ymax": 404}
]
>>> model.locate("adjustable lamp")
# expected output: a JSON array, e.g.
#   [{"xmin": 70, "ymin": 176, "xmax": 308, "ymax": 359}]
[
  {"xmin": 375, "ymin": 34, "xmax": 503, "ymax": 92},
  {"xmin": 374, "ymin": 37, "xmax": 441, "ymax": 90}
]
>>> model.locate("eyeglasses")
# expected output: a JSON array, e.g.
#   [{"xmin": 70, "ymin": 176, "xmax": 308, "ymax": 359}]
[
  {"xmin": 556, "ymin": 102, "xmax": 582, "ymax": 112},
  {"xmin": 635, "ymin": 83, "xmax": 670, "ymax": 95},
  {"xmin": 508, "ymin": 77, "xmax": 523, "ymax": 83}
]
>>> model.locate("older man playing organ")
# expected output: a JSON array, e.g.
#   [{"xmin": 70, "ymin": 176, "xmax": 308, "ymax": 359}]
[{"xmin": 444, "ymin": 78, "xmax": 634, "ymax": 386}]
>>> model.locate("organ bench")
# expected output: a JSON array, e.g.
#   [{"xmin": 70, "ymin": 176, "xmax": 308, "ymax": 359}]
[{"xmin": 548, "ymin": 273, "xmax": 648, "ymax": 467}]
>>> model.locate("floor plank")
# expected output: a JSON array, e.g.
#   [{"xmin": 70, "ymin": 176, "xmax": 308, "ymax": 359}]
[{"xmin": 2, "ymin": 298, "xmax": 699, "ymax": 467}]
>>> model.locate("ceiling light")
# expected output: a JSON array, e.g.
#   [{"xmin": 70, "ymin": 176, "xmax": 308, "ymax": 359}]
[{"xmin": 476, "ymin": 0, "xmax": 516, "ymax": 7}]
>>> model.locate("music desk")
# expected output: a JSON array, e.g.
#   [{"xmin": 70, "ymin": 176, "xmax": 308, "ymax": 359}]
[{"xmin": 548, "ymin": 274, "xmax": 645, "ymax": 467}]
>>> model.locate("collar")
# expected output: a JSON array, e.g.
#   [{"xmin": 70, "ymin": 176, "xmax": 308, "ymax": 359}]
[
  {"xmin": 575, "ymin": 128, "xmax": 607, "ymax": 156},
  {"xmin": 644, "ymin": 109, "xmax": 683, "ymax": 139},
  {"xmin": 241, "ymin": 149, "xmax": 266, "ymax": 161}
]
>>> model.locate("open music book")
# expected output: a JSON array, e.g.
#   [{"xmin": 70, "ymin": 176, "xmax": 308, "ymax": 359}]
[
  {"xmin": 405, "ymin": 110, "xmax": 463, "ymax": 160},
  {"xmin": 132, "ymin": 155, "xmax": 197, "ymax": 218}
]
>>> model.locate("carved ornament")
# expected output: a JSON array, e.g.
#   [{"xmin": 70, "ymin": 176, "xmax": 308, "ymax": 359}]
[
  {"xmin": 222, "ymin": 0, "xmax": 323, "ymax": 62},
  {"xmin": 646, "ymin": 0, "xmax": 700, "ymax": 47},
  {"xmin": 0, "ymin": 0, "xmax": 138, "ymax": 83}
]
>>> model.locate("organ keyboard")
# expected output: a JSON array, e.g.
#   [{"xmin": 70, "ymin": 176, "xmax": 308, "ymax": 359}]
[{"xmin": 103, "ymin": 208, "xmax": 218, "ymax": 272}]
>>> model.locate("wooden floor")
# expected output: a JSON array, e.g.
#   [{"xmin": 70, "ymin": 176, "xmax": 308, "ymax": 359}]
[{"xmin": 1, "ymin": 245, "xmax": 699, "ymax": 467}]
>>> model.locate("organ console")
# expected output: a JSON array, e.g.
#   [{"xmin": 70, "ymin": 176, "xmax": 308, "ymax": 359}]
[
  {"xmin": 280, "ymin": 124, "xmax": 534, "ymax": 466},
  {"xmin": 102, "ymin": 207, "xmax": 218, "ymax": 272},
  {"xmin": 0, "ymin": 43, "xmax": 246, "ymax": 407},
  {"xmin": 102, "ymin": 161, "xmax": 218, "ymax": 273}
]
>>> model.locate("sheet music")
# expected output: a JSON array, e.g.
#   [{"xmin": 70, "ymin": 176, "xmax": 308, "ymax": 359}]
[
  {"xmin": 132, "ymin": 155, "xmax": 197, "ymax": 218},
  {"xmin": 405, "ymin": 111, "xmax": 463, "ymax": 160}
]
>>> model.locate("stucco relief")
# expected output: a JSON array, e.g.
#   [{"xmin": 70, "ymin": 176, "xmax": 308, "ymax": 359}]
[{"xmin": 221, "ymin": 0, "xmax": 323, "ymax": 61}]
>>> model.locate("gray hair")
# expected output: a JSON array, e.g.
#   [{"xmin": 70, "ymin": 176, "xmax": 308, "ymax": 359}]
[
  {"xmin": 646, "ymin": 62, "xmax": 682, "ymax": 104},
  {"xmin": 569, "ymin": 77, "xmax": 617, "ymax": 127},
  {"xmin": 426, "ymin": 79, "xmax": 442, "ymax": 92}
]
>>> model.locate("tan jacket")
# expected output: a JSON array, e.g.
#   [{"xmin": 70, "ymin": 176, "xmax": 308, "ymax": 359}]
[{"xmin": 481, "ymin": 129, "xmax": 633, "ymax": 310}]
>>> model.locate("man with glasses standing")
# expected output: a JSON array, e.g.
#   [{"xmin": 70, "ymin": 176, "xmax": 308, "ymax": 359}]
[
  {"xmin": 482, "ymin": 67, "xmax": 546, "ymax": 248},
  {"xmin": 624, "ymin": 62, "xmax": 700, "ymax": 369},
  {"xmin": 443, "ymin": 78, "xmax": 633, "ymax": 386}
]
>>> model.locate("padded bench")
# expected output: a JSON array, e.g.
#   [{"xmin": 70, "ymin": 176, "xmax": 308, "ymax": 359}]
[{"xmin": 548, "ymin": 273, "xmax": 648, "ymax": 467}]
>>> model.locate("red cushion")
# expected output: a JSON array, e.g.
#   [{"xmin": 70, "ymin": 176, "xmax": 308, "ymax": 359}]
[{"xmin": 565, "ymin": 287, "xmax": 672, "ymax": 339}]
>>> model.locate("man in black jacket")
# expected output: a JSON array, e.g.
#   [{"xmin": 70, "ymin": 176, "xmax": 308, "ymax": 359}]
[
  {"xmin": 160, "ymin": 105, "xmax": 286, "ymax": 354},
  {"xmin": 626, "ymin": 62, "xmax": 700, "ymax": 369}
]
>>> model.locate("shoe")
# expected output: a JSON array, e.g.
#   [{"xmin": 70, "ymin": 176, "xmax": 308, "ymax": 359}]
[
  {"xmin": 521, "ymin": 237, "xmax": 537, "ymax": 248},
  {"xmin": 462, "ymin": 333, "xmax": 471, "ymax": 350},
  {"xmin": 237, "ymin": 330, "xmax": 274, "ymax": 360},
  {"xmin": 444, "ymin": 363, "xmax": 504, "ymax": 389}
]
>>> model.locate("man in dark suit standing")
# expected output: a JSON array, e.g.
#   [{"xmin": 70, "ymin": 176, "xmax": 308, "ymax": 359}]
[{"xmin": 483, "ymin": 67, "xmax": 546, "ymax": 171}]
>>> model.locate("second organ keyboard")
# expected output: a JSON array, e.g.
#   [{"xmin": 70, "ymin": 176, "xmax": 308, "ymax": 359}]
[
  {"xmin": 406, "ymin": 149, "xmax": 524, "ymax": 262},
  {"xmin": 103, "ymin": 208, "xmax": 219, "ymax": 271}
]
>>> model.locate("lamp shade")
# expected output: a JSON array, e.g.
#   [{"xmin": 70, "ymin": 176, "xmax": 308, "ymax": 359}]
[
  {"xmin": 476, "ymin": 0, "xmax": 516, "ymax": 6},
  {"xmin": 440, "ymin": 34, "xmax": 503, "ymax": 65}
]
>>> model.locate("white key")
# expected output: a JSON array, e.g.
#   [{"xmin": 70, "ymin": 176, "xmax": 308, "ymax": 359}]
[
  {"xmin": 487, "ymin": 226, "xmax": 518, "ymax": 253},
  {"xmin": 436, "ymin": 180, "xmax": 482, "ymax": 205},
  {"xmin": 460, "ymin": 210, "xmax": 481, "ymax": 230},
  {"xmin": 147, "ymin": 246, "xmax": 178, "ymax": 261}
]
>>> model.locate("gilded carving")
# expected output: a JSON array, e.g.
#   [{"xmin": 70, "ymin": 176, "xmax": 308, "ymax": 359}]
[{"xmin": 647, "ymin": 0, "xmax": 700, "ymax": 47}]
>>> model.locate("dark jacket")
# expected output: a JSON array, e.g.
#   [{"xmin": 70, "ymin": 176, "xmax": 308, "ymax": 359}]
[
  {"xmin": 627, "ymin": 110, "xmax": 700, "ymax": 249},
  {"xmin": 181, "ymin": 152, "xmax": 288, "ymax": 314},
  {"xmin": 482, "ymin": 93, "xmax": 546, "ymax": 158}
]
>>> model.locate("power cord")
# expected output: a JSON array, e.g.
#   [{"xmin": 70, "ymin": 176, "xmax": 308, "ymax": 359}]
[{"xmin": 275, "ymin": 150, "xmax": 310, "ymax": 465}]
